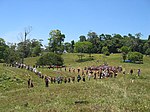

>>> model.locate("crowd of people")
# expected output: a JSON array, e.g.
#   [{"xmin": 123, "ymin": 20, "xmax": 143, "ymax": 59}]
[{"xmin": 3, "ymin": 62, "xmax": 141, "ymax": 88}]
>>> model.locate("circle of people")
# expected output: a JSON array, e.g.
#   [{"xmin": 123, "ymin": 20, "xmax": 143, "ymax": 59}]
[{"xmin": 4, "ymin": 63, "xmax": 141, "ymax": 88}]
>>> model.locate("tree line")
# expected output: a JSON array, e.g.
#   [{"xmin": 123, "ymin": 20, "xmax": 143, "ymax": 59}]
[{"xmin": 0, "ymin": 29, "xmax": 150, "ymax": 65}]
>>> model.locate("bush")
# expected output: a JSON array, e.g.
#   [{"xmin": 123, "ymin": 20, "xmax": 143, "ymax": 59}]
[
  {"xmin": 128, "ymin": 52, "xmax": 143, "ymax": 63},
  {"xmin": 36, "ymin": 52, "xmax": 64, "ymax": 66}
]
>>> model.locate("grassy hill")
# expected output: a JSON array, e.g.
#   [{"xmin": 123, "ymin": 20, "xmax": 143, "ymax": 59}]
[{"xmin": 0, "ymin": 53, "xmax": 150, "ymax": 112}]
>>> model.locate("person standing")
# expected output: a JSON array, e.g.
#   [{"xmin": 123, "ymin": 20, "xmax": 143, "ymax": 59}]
[
  {"xmin": 45, "ymin": 77, "xmax": 49, "ymax": 87},
  {"xmin": 68, "ymin": 77, "xmax": 71, "ymax": 83},
  {"xmin": 137, "ymin": 69, "xmax": 141, "ymax": 76},
  {"xmin": 82, "ymin": 74, "xmax": 86, "ymax": 82},
  {"xmin": 130, "ymin": 69, "xmax": 133, "ymax": 75},
  {"xmin": 28, "ymin": 78, "xmax": 31, "ymax": 88},
  {"xmin": 64, "ymin": 77, "xmax": 67, "ymax": 83},
  {"xmin": 77, "ymin": 74, "xmax": 81, "ymax": 82},
  {"xmin": 94, "ymin": 72, "xmax": 96, "ymax": 79}
]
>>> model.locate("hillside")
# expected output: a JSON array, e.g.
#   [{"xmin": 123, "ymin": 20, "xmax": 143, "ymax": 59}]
[{"xmin": 0, "ymin": 53, "xmax": 150, "ymax": 112}]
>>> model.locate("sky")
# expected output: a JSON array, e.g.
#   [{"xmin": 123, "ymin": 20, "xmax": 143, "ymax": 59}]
[{"xmin": 0, "ymin": 0, "xmax": 150, "ymax": 45}]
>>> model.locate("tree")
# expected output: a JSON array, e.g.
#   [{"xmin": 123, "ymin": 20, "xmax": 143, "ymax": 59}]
[
  {"xmin": 110, "ymin": 34, "xmax": 123, "ymax": 53},
  {"xmin": 120, "ymin": 46, "xmax": 130, "ymax": 62},
  {"xmin": 71, "ymin": 40, "xmax": 75, "ymax": 53},
  {"xmin": 48, "ymin": 29, "xmax": 65, "ymax": 53},
  {"xmin": 105, "ymin": 34, "xmax": 112, "ymax": 40},
  {"xmin": 3, "ymin": 43, "xmax": 20, "ymax": 63},
  {"xmin": 101, "ymin": 46, "xmax": 110, "ymax": 56},
  {"xmin": 143, "ymin": 39, "xmax": 150, "ymax": 54},
  {"xmin": 32, "ymin": 46, "xmax": 41, "ymax": 56},
  {"xmin": 87, "ymin": 31, "xmax": 100, "ymax": 53},
  {"xmin": 64, "ymin": 42, "xmax": 71, "ymax": 53},
  {"xmin": 122, "ymin": 52, "xmax": 127, "ymax": 62},
  {"xmin": 36, "ymin": 52, "xmax": 64, "ymax": 66},
  {"xmin": 31, "ymin": 39, "xmax": 42, "ymax": 56},
  {"xmin": 0, "ymin": 38, "xmax": 8, "ymax": 62},
  {"xmin": 120, "ymin": 46, "xmax": 130, "ymax": 54},
  {"xmin": 99, "ymin": 34, "xmax": 105, "ymax": 40},
  {"xmin": 128, "ymin": 52, "xmax": 143, "ymax": 63},
  {"xmin": 74, "ymin": 41, "xmax": 93, "ymax": 60},
  {"xmin": 79, "ymin": 35, "xmax": 86, "ymax": 42},
  {"xmin": 18, "ymin": 26, "xmax": 32, "ymax": 63},
  {"xmin": 135, "ymin": 32, "xmax": 142, "ymax": 39},
  {"xmin": 17, "ymin": 39, "xmax": 31, "ymax": 59},
  {"xmin": 74, "ymin": 41, "xmax": 93, "ymax": 54}
]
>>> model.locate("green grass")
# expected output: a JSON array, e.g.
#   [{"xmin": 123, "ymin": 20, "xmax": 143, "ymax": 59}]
[{"xmin": 0, "ymin": 53, "xmax": 150, "ymax": 112}]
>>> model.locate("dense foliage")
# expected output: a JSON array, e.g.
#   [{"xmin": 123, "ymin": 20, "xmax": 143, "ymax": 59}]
[
  {"xmin": 0, "ymin": 29, "xmax": 150, "ymax": 64},
  {"xmin": 65, "ymin": 32, "xmax": 149, "ymax": 56},
  {"xmin": 0, "ymin": 38, "xmax": 43, "ymax": 63},
  {"xmin": 36, "ymin": 52, "xmax": 64, "ymax": 66},
  {"xmin": 128, "ymin": 52, "xmax": 143, "ymax": 63},
  {"xmin": 101, "ymin": 46, "xmax": 110, "ymax": 56},
  {"xmin": 48, "ymin": 29, "xmax": 65, "ymax": 54}
]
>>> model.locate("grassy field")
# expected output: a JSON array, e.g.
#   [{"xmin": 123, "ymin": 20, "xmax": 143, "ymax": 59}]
[{"xmin": 0, "ymin": 53, "xmax": 150, "ymax": 112}]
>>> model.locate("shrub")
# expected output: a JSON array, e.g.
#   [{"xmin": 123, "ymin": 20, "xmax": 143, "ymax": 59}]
[{"xmin": 36, "ymin": 52, "xmax": 64, "ymax": 66}]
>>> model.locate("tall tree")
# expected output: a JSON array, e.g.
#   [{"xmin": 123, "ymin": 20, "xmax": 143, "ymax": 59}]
[
  {"xmin": 64, "ymin": 42, "xmax": 71, "ymax": 53},
  {"xmin": 87, "ymin": 31, "xmax": 100, "ymax": 53},
  {"xmin": 48, "ymin": 29, "xmax": 65, "ymax": 53},
  {"xmin": 101, "ymin": 46, "xmax": 110, "ymax": 56},
  {"xmin": 3, "ymin": 43, "xmax": 20, "ymax": 63},
  {"xmin": 17, "ymin": 39, "xmax": 31, "ymax": 59},
  {"xmin": 71, "ymin": 40, "xmax": 75, "ymax": 53},
  {"xmin": 74, "ymin": 41, "xmax": 93, "ymax": 56},
  {"xmin": 0, "ymin": 38, "xmax": 8, "ymax": 62},
  {"xmin": 120, "ymin": 46, "xmax": 130, "ymax": 62},
  {"xmin": 19, "ymin": 26, "xmax": 32, "ymax": 63},
  {"xmin": 31, "ymin": 39, "xmax": 42, "ymax": 56}
]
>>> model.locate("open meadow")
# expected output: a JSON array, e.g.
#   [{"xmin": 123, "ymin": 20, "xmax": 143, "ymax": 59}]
[{"xmin": 0, "ymin": 53, "xmax": 150, "ymax": 112}]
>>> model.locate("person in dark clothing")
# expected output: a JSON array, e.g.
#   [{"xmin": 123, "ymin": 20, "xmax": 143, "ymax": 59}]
[
  {"xmin": 114, "ymin": 72, "xmax": 118, "ymax": 78},
  {"xmin": 130, "ymin": 69, "xmax": 133, "ymax": 75},
  {"xmin": 64, "ymin": 77, "xmax": 67, "ymax": 83},
  {"xmin": 82, "ymin": 74, "xmax": 85, "ymax": 82},
  {"xmin": 99, "ymin": 72, "xmax": 102, "ymax": 79},
  {"xmin": 77, "ymin": 74, "xmax": 81, "ymax": 82},
  {"xmin": 68, "ymin": 77, "xmax": 71, "ymax": 83},
  {"xmin": 45, "ymin": 77, "xmax": 49, "ymax": 87},
  {"xmin": 53, "ymin": 77, "xmax": 56, "ymax": 83},
  {"xmin": 57, "ymin": 77, "xmax": 61, "ymax": 84},
  {"xmin": 94, "ymin": 72, "xmax": 96, "ymax": 79},
  {"xmin": 50, "ymin": 77, "xmax": 53, "ymax": 84},
  {"xmin": 72, "ymin": 76, "xmax": 75, "ymax": 82},
  {"xmin": 77, "ymin": 68, "xmax": 80, "ymax": 74},
  {"xmin": 28, "ymin": 78, "xmax": 31, "ymax": 88}
]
